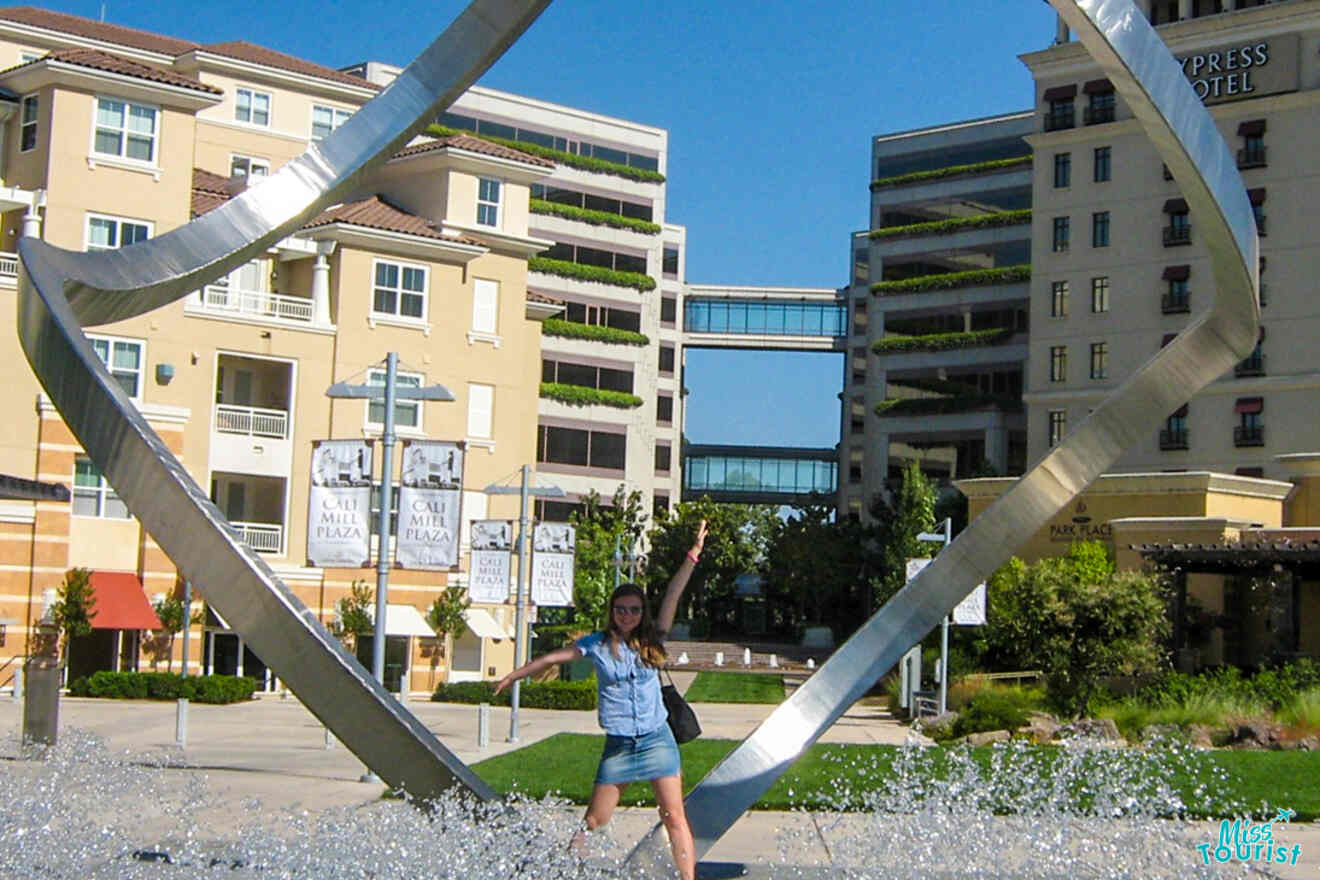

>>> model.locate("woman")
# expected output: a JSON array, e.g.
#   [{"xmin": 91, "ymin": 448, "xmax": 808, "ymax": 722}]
[{"xmin": 495, "ymin": 520, "xmax": 707, "ymax": 880}]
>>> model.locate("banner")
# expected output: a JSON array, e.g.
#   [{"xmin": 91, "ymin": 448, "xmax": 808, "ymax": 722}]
[
  {"xmin": 307, "ymin": 439, "xmax": 372, "ymax": 567},
  {"xmin": 906, "ymin": 557, "xmax": 986, "ymax": 626},
  {"xmin": 468, "ymin": 519, "xmax": 513, "ymax": 603},
  {"xmin": 530, "ymin": 521, "xmax": 575, "ymax": 606},
  {"xmin": 395, "ymin": 440, "xmax": 464, "ymax": 570}
]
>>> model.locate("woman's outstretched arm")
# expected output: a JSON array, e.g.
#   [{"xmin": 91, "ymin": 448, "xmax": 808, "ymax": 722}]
[
  {"xmin": 655, "ymin": 519, "xmax": 707, "ymax": 635},
  {"xmin": 493, "ymin": 644, "xmax": 582, "ymax": 695}
]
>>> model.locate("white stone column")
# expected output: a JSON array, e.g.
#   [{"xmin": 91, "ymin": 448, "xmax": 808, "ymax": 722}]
[
  {"xmin": 21, "ymin": 189, "xmax": 44, "ymax": 238},
  {"xmin": 1055, "ymin": 14, "xmax": 1070, "ymax": 45},
  {"xmin": 311, "ymin": 241, "xmax": 337, "ymax": 326},
  {"xmin": 1178, "ymin": 0, "xmax": 1192, "ymax": 21},
  {"xmin": 984, "ymin": 425, "xmax": 1008, "ymax": 476}
]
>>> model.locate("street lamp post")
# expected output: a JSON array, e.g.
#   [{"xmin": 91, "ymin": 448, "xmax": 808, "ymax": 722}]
[
  {"xmin": 916, "ymin": 517, "xmax": 953, "ymax": 715},
  {"xmin": 326, "ymin": 352, "xmax": 453, "ymax": 780},
  {"xmin": 484, "ymin": 465, "xmax": 563, "ymax": 743}
]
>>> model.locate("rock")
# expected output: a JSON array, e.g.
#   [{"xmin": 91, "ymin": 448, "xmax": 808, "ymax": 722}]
[
  {"xmin": 966, "ymin": 729, "xmax": 1011, "ymax": 746},
  {"xmin": 1141, "ymin": 723, "xmax": 1185, "ymax": 745},
  {"xmin": 1187, "ymin": 724, "xmax": 1218, "ymax": 749},
  {"xmin": 1227, "ymin": 720, "xmax": 1281, "ymax": 750},
  {"xmin": 1057, "ymin": 718, "xmax": 1122, "ymax": 742},
  {"xmin": 1297, "ymin": 736, "xmax": 1320, "ymax": 752},
  {"xmin": 917, "ymin": 711, "xmax": 957, "ymax": 735},
  {"xmin": 1021, "ymin": 711, "xmax": 1060, "ymax": 742}
]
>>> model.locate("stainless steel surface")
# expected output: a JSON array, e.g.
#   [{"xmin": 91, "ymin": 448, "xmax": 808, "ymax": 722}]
[
  {"xmin": 17, "ymin": 0, "xmax": 551, "ymax": 801},
  {"xmin": 627, "ymin": 0, "xmax": 1260, "ymax": 865}
]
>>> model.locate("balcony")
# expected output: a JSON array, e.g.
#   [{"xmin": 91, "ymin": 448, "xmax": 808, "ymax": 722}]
[
  {"xmin": 0, "ymin": 251, "xmax": 16, "ymax": 280},
  {"xmin": 1237, "ymin": 146, "xmax": 1267, "ymax": 169},
  {"xmin": 1161, "ymin": 291, "xmax": 1191, "ymax": 314},
  {"xmin": 1235, "ymin": 352, "xmax": 1266, "ymax": 377},
  {"xmin": 215, "ymin": 404, "xmax": 289, "ymax": 440},
  {"xmin": 229, "ymin": 521, "xmax": 283, "ymax": 553},
  {"xmin": 1083, "ymin": 105, "xmax": 1115, "ymax": 125},
  {"xmin": 1163, "ymin": 225, "xmax": 1192, "ymax": 247},
  {"xmin": 1234, "ymin": 425, "xmax": 1265, "ymax": 448},
  {"xmin": 1159, "ymin": 429, "xmax": 1189, "ymax": 450},
  {"xmin": 194, "ymin": 284, "xmax": 317, "ymax": 325},
  {"xmin": 1043, "ymin": 110, "xmax": 1074, "ymax": 132}
]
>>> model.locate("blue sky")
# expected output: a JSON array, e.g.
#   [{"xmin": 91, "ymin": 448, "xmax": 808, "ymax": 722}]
[{"xmin": 46, "ymin": 0, "xmax": 1055, "ymax": 449}]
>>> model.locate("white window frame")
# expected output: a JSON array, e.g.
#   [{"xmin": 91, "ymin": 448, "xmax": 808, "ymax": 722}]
[
  {"xmin": 85, "ymin": 212, "xmax": 153, "ymax": 252},
  {"xmin": 467, "ymin": 382, "xmax": 494, "ymax": 440},
  {"xmin": 234, "ymin": 87, "xmax": 271, "ymax": 128},
  {"xmin": 73, "ymin": 455, "xmax": 130, "ymax": 519},
  {"xmin": 19, "ymin": 94, "xmax": 38, "ymax": 152},
  {"xmin": 370, "ymin": 258, "xmax": 429, "ymax": 323},
  {"xmin": 90, "ymin": 96, "xmax": 158, "ymax": 165},
  {"xmin": 470, "ymin": 277, "xmax": 499, "ymax": 341},
  {"xmin": 230, "ymin": 154, "xmax": 270, "ymax": 179},
  {"xmin": 86, "ymin": 333, "xmax": 146, "ymax": 401},
  {"xmin": 365, "ymin": 368, "xmax": 424, "ymax": 433},
  {"xmin": 476, "ymin": 177, "xmax": 502, "ymax": 228},
  {"xmin": 310, "ymin": 104, "xmax": 352, "ymax": 141}
]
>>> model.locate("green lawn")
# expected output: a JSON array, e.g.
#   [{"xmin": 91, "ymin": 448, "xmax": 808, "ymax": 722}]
[
  {"xmin": 682, "ymin": 671, "xmax": 785, "ymax": 704},
  {"xmin": 471, "ymin": 734, "xmax": 1320, "ymax": 820}
]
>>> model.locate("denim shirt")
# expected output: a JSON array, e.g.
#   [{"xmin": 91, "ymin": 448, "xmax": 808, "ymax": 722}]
[{"xmin": 576, "ymin": 631, "xmax": 667, "ymax": 737}]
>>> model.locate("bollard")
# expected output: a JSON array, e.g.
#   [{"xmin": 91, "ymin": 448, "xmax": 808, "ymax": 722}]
[
  {"xmin": 175, "ymin": 698, "xmax": 188, "ymax": 747},
  {"xmin": 22, "ymin": 657, "xmax": 60, "ymax": 747},
  {"xmin": 769, "ymin": 654, "xmax": 778, "ymax": 669},
  {"xmin": 477, "ymin": 702, "xmax": 490, "ymax": 750},
  {"xmin": 743, "ymin": 648, "xmax": 751, "ymax": 667},
  {"xmin": 677, "ymin": 652, "xmax": 689, "ymax": 665},
  {"xmin": 11, "ymin": 666, "xmax": 22, "ymax": 702},
  {"xmin": 714, "ymin": 651, "xmax": 724, "ymax": 667},
  {"xmin": 806, "ymin": 658, "xmax": 815, "ymax": 670}
]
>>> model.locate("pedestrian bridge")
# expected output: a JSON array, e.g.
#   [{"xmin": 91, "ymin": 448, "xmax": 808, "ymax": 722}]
[
  {"xmin": 683, "ymin": 444, "xmax": 837, "ymax": 506},
  {"xmin": 683, "ymin": 284, "xmax": 845, "ymax": 351}
]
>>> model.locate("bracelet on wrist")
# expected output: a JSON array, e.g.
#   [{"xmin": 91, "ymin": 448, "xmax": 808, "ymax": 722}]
[{"xmin": 686, "ymin": 550, "xmax": 700, "ymax": 564}]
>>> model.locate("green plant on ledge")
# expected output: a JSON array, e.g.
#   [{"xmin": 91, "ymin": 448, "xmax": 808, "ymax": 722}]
[
  {"xmin": 871, "ymin": 327, "xmax": 1016, "ymax": 355},
  {"xmin": 868, "ymin": 209, "xmax": 1032, "ymax": 241},
  {"xmin": 871, "ymin": 265, "xmax": 1031, "ymax": 296},
  {"xmin": 425, "ymin": 124, "xmax": 666, "ymax": 183},
  {"xmin": 874, "ymin": 395, "xmax": 1022, "ymax": 418},
  {"xmin": 542, "ymin": 318, "xmax": 649, "ymax": 346},
  {"xmin": 540, "ymin": 382, "xmax": 643, "ymax": 409},
  {"xmin": 529, "ymin": 256, "xmax": 656, "ymax": 292},
  {"xmin": 870, "ymin": 155, "xmax": 1032, "ymax": 190},
  {"xmin": 530, "ymin": 199, "xmax": 662, "ymax": 235}
]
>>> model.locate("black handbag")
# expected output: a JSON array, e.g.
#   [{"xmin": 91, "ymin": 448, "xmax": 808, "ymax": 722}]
[{"xmin": 661, "ymin": 668, "xmax": 701, "ymax": 744}]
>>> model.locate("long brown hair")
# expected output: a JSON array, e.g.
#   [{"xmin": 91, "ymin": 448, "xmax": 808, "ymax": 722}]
[{"xmin": 606, "ymin": 583, "xmax": 666, "ymax": 668}]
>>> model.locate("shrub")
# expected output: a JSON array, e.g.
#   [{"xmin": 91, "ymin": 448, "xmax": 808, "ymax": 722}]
[
  {"xmin": 425, "ymin": 125, "xmax": 666, "ymax": 183},
  {"xmin": 868, "ymin": 209, "xmax": 1032, "ymax": 241},
  {"xmin": 542, "ymin": 318, "xmax": 649, "ymax": 347},
  {"xmin": 530, "ymin": 199, "xmax": 662, "ymax": 235},
  {"xmin": 871, "ymin": 327, "xmax": 1015, "ymax": 355},
  {"xmin": 68, "ymin": 671, "xmax": 257, "ymax": 704},
  {"xmin": 432, "ymin": 676, "xmax": 597, "ymax": 710},
  {"xmin": 539, "ymin": 382, "xmax": 644, "ymax": 409},
  {"xmin": 874, "ymin": 395, "xmax": 1021, "ymax": 418},
  {"xmin": 949, "ymin": 691, "xmax": 1033, "ymax": 740},
  {"xmin": 528, "ymin": 256, "xmax": 656, "ymax": 292},
  {"xmin": 870, "ymin": 155, "xmax": 1031, "ymax": 190},
  {"xmin": 870, "ymin": 265, "xmax": 1031, "ymax": 296}
]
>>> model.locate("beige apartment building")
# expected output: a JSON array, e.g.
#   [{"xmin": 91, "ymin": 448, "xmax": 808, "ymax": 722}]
[{"xmin": 0, "ymin": 7, "xmax": 566, "ymax": 694}]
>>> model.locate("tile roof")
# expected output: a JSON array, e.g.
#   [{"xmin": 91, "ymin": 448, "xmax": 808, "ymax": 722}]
[
  {"xmin": 191, "ymin": 167, "xmax": 231, "ymax": 217},
  {"xmin": 304, "ymin": 196, "xmax": 485, "ymax": 247},
  {"xmin": 21, "ymin": 46, "xmax": 223, "ymax": 94},
  {"xmin": 0, "ymin": 6, "xmax": 198, "ymax": 56},
  {"xmin": 395, "ymin": 134, "xmax": 554, "ymax": 169},
  {"xmin": 200, "ymin": 41, "xmax": 378, "ymax": 90}
]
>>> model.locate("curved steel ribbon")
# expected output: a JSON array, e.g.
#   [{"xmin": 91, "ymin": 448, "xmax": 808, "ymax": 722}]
[
  {"xmin": 18, "ymin": 0, "xmax": 551, "ymax": 801},
  {"xmin": 626, "ymin": 0, "xmax": 1260, "ymax": 866}
]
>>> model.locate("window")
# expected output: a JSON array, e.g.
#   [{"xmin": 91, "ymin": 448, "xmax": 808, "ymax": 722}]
[
  {"xmin": 1234, "ymin": 398, "xmax": 1264, "ymax": 447},
  {"xmin": 1045, "ymin": 97, "xmax": 1074, "ymax": 131},
  {"xmin": 87, "ymin": 334, "xmax": 144, "ymax": 399},
  {"xmin": 1053, "ymin": 153, "xmax": 1071, "ymax": 188},
  {"xmin": 73, "ymin": 456, "xmax": 129, "ymax": 519},
  {"xmin": 311, "ymin": 104, "xmax": 351, "ymax": 140},
  {"xmin": 1091, "ymin": 211, "xmax": 1110, "ymax": 248},
  {"xmin": 1048, "ymin": 410, "xmax": 1067, "ymax": 447},
  {"xmin": 1162, "ymin": 405, "xmax": 1189, "ymax": 450},
  {"xmin": 653, "ymin": 494, "xmax": 670, "ymax": 519},
  {"xmin": 1091, "ymin": 276, "xmax": 1110, "ymax": 313},
  {"xmin": 372, "ymin": 260, "xmax": 427, "ymax": 320},
  {"xmin": 20, "ymin": 94, "xmax": 37, "ymax": 152},
  {"xmin": 1164, "ymin": 200, "xmax": 1191, "ymax": 246},
  {"xmin": 477, "ymin": 178, "xmax": 501, "ymax": 227},
  {"xmin": 1051, "ymin": 281, "xmax": 1069, "ymax": 318},
  {"xmin": 536, "ymin": 425, "xmax": 626, "ymax": 471},
  {"xmin": 368, "ymin": 482, "xmax": 400, "ymax": 538},
  {"xmin": 658, "ymin": 345, "xmax": 675, "ymax": 374},
  {"xmin": 467, "ymin": 383, "xmax": 494, "ymax": 439},
  {"xmin": 367, "ymin": 369, "xmax": 422, "ymax": 430},
  {"xmin": 543, "ymin": 360, "xmax": 633, "ymax": 393},
  {"xmin": 235, "ymin": 88, "xmax": 270, "ymax": 127},
  {"xmin": 86, "ymin": 214, "xmax": 151, "ymax": 251},
  {"xmin": 1049, "ymin": 346, "xmax": 1067, "ymax": 382},
  {"xmin": 472, "ymin": 278, "xmax": 499, "ymax": 334},
  {"xmin": 1163, "ymin": 268, "xmax": 1190, "ymax": 313},
  {"xmin": 657, "ymin": 395, "xmax": 673, "ymax": 424},
  {"xmin": 1093, "ymin": 146, "xmax": 1111, "ymax": 182},
  {"xmin": 1090, "ymin": 342, "xmax": 1109, "ymax": 379},
  {"xmin": 1052, "ymin": 217, "xmax": 1070, "ymax": 252},
  {"xmin": 662, "ymin": 247, "xmax": 679, "ymax": 276},
  {"xmin": 661, "ymin": 297, "xmax": 677, "ymax": 324},
  {"xmin": 1085, "ymin": 89, "xmax": 1115, "ymax": 125},
  {"xmin": 851, "ymin": 347, "xmax": 866, "ymax": 384},
  {"xmin": 1238, "ymin": 120, "xmax": 1267, "ymax": 168},
  {"xmin": 93, "ymin": 97, "xmax": 157, "ymax": 163},
  {"xmin": 1249, "ymin": 188, "xmax": 1267, "ymax": 237},
  {"xmin": 561, "ymin": 301, "xmax": 641, "ymax": 333},
  {"xmin": 230, "ymin": 154, "xmax": 269, "ymax": 179},
  {"xmin": 655, "ymin": 444, "xmax": 671, "ymax": 473}
]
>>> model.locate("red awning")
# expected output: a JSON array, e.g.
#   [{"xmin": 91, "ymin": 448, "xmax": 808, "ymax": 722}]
[
  {"xmin": 1042, "ymin": 84, "xmax": 1077, "ymax": 101},
  {"xmin": 88, "ymin": 571, "xmax": 162, "ymax": 630},
  {"xmin": 1083, "ymin": 78, "xmax": 1114, "ymax": 94},
  {"xmin": 1163, "ymin": 198, "xmax": 1188, "ymax": 213},
  {"xmin": 1162, "ymin": 265, "xmax": 1191, "ymax": 282},
  {"xmin": 1235, "ymin": 397, "xmax": 1263, "ymax": 415},
  {"xmin": 1237, "ymin": 119, "xmax": 1266, "ymax": 137}
]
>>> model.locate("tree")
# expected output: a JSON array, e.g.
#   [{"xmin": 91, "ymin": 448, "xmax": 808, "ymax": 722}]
[
  {"xmin": 425, "ymin": 586, "xmax": 470, "ymax": 687},
  {"xmin": 333, "ymin": 580, "xmax": 373, "ymax": 650},
  {"xmin": 51, "ymin": 567, "xmax": 97, "ymax": 664},
  {"xmin": 982, "ymin": 541, "xmax": 1170, "ymax": 717},
  {"xmin": 144, "ymin": 594, "xmax": 186, "ymax": 672},
  {"xmin": 569, "ymin": 487, "xmax": 649, "ymax": 631},
  {"xmin": 870, "ymin": 460, "xmax": 937, "ymax": 608},
  {"xmin": 762, "ymin": 503, "xmax": 869, "ymax": 640}
]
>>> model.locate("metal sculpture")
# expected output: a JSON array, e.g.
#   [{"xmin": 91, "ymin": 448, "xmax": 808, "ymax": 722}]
[
  {"xmin": 18, "ymin": 0, "xmax": 551, "ymax": 801},
  {"xmin": 624, "ymin": 0, "xmax": 1260, "ymax": 866}
]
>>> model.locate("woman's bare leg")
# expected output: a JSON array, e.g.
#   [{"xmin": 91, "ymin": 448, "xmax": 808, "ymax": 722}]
[
  {"xmin": 652, "ymin": 774, "xmax": 695, "ymax": 880},
  {"xmin": 572, "ymin": 783, "xmax": 627, "ymax": 855}
]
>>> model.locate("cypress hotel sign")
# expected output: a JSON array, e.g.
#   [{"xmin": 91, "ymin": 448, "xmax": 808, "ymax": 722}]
[{"xmin": 1177, "ymin": 35, "xmax": 1298, "ymax": 104}]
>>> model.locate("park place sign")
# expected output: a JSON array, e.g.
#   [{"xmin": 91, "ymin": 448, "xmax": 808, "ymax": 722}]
[
  {"xmin": 1177, "ymin": 35, "xmax": 1298, "ymax": 105},
  {"xmin": 1048, "ymin": 500, "xmax": 1113, "ymax": 543}
]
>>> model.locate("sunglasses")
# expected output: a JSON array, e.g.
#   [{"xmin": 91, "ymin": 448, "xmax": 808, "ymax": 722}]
[{"xmin": 613, "ymin": 604, "xmax": 644, "ymax": 616}]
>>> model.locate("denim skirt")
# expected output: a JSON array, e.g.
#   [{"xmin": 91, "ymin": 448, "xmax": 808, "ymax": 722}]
[{"xmin": 595, "ymin": 723, "xmax": 681, "ymax": 784}]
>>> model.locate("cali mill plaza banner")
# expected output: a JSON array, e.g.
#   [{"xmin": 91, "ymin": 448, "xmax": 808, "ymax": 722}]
[
  {"xmin": 530, "ymin": 522, "xmax": 575, "ymax": 606},
  {"xmin": 468, "ymin": 519, "xmax": 513, "ymax": 603},
  {"xmin": 396, "ymin": 440, "xmax": 464, "ymax": 570},
  {"xmin": 306, "ymin": 439, "xmax": 373, "ymax": 567}
]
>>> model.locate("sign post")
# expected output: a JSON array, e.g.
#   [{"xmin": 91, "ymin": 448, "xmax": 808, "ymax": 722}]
[{"xmin": 915, "ymin": 518, "xmax": 953, "ymax": 715}]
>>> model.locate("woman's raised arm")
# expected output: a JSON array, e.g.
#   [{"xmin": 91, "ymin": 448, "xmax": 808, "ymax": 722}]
[{"xmin": 655, "ymin": 519, "xmax": 707, "ymax": 635}]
